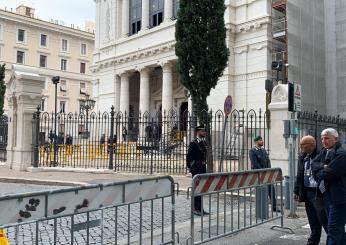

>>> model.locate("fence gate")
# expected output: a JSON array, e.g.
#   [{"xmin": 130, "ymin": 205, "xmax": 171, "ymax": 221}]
[{"xmin": 0, "ymin": 115, "xmax": 8, "ymax": 162}]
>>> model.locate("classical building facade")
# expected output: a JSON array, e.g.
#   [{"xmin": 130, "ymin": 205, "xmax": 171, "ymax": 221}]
[
  {"xmin": 91, "ymin": 0, "xmax": 274, "ymax": 115},
  {"xmin": 0, "ymin": 5, "xmax": 95, "ymax": 113}
]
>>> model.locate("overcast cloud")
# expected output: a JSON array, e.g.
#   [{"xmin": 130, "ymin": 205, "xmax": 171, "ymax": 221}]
[{"xmin": 0, "ymin": 0, "xmax": 95, "ymax": 30}]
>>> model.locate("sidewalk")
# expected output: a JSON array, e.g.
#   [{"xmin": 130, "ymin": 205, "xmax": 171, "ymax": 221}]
[{"xmin": 0, "ymin": 164, "xmax": 193, "ymax": 190}]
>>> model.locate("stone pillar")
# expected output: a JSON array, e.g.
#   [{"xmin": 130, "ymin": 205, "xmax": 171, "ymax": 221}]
[
  {"xmin": 122, "ymin": 0, "xmax": 130, "ymax": 37},
  {"xmin": 119, "ymin": 72, "xmax": 130, "ymax": 114},
  {"xmin": 6, "ymin": 65, "xmax": 45, "ymax": 171},
  {"xmin": 139, "ymin": 67, "xmax": 151, "ymax": 114},
  {"xmin": 141, "ymin": 0, "xmax": 150, "ymax": 30},
  {"xmin": 114, "ymin": 75, "xmax": 121, "ymax": 112},
  {"xmin": 268, "ymin": 84, "xmax": 291, "ymax": 176},
  {"xmin": 164, "ymin": 0, "xmax": 173, "ymax": 22},
  {"xmin": 161, "ymin": 62, "xmax": 173, "ymax": 114}
]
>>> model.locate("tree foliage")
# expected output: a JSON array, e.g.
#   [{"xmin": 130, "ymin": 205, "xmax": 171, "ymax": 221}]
[
  {"xmin": 175, "ymin": 0, "xmax": 229, "ymax": 122},
  {"xmin": 0, "ymin": 64, "xmax": 5, "ymax": 116}
]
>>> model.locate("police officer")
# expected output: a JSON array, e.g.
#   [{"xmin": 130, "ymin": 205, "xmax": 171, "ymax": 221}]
[
  {"xmin": 187, "ymin": 125, "xmax": 209, "ymax": 216},
  {"xmin": 249, "ymin": 135, "xmax": 279, "ymax": 212}
]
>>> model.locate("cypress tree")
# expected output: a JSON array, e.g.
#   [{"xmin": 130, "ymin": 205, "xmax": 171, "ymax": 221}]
[{"xmin": 175, "ymin": 0, "xmax": 229, "ymax": 121}]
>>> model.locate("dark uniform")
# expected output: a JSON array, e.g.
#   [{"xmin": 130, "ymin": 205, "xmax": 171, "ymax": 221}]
[
  {"xmin": 187, "ymin": 135, "xmax": 207, "ymax": 213},
  {"xmin": 249, "ymin": 137, "xmax": 278, "ymax": 211}
]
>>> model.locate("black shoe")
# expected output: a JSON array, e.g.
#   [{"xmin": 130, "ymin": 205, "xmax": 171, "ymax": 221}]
[
  {"xmin": 193, "ymin": 210, "xmax": 202, "ymax": 216},
  {"xmin": 202, "ymin": 210, "xmax": 209, "ymax": 215}
]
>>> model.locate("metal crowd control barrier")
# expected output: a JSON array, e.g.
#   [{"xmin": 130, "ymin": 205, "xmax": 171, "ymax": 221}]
[
  {"xmin": 0, "ymin": 176, "xmax": 176, "ymax": 245},
  {"xmin": 187, "ymin": 168, "xmax": 291, "ymax": 244}
]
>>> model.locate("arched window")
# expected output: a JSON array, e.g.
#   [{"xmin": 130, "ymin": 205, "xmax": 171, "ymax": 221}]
[
  {"xmin": 150, "ymin": 0, "xmax": 164, "ymax": 27},
  {"xmin": 130, "ymin": 0, "xmax": 142, "ymax": 34}
]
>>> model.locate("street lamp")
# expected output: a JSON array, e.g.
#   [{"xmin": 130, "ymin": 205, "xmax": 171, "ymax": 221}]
[
  {"xmin": 51, "ymin": 76, "xmax": 60, "ymax": 166},
  {"xmin": 80, "ymin": 93, "xmax": 96, "ymax": 138}
]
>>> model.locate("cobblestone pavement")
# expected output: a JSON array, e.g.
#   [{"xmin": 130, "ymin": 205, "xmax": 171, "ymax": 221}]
[{"xmin": 2, "ymin": 183, "xmax": 260, "ymax": 245}]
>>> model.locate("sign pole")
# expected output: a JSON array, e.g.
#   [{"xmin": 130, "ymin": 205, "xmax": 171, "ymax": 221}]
[{"xmin": 220, "ymin": 96, "xmax": 233, "ymax": 172}]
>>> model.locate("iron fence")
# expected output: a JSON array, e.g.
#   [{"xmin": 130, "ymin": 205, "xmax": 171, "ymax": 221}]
[
  {"xmin": 33, "ymin": 107, "xmax": 269, "ymax": 174},
  {"xmin": 297, "ymin": 111, "xmax": 346, "ymax": 148}
]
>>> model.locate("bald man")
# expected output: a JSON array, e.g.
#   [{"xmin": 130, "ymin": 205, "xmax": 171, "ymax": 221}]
[{"xmin": 294, "ymin": 135, "xmax": 328, "ymax": 245}]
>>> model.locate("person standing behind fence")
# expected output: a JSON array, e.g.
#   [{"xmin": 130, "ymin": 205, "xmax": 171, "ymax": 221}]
[
  {"xmin": 294, "ymin": 135, "xmax": 328, "ymax": 245},
  {"xmin": 249, "ymin": 135, "xmax": 279, "ymax": 212},
  {"xmin": 312, "ymin": 128, "xmax": 346, "ymax": 245},
  {"xmin": 122, "ymin": 127, "xmax": 128, "ymax": 142},
  {"xmin": 187, "ymin": 125, "xmax": 209, "ymax": 216}
]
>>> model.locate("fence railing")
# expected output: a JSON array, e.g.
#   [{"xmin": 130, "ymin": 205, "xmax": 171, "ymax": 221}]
[
  {"xmin": 0, "ymin": 176, "xmax": 175, "ymax": 245},
  {"xmin": 297, "ymin": 111, "xmax": 346, "ymax": 148},
  {"xmin": 187, "ymin": 168, "xmax": 287, "ymax": 244},
  {"xmin": 33, "ymin": 107, "xmax": 270, "ymax": 174}
]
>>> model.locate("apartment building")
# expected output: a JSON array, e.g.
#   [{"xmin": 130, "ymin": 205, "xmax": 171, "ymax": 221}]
[{"xmin": 0, "ymin": 5, "xmax": 95, "ymax": 113}]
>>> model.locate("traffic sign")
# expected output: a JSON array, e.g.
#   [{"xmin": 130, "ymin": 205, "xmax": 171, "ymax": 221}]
[
  {"xmin": 293, "ymin": 83, "xmax": 302, "ymax": 112},
  {"xmin": 224, "ymin": 96, "xmax": 233, "ymax": 116}
]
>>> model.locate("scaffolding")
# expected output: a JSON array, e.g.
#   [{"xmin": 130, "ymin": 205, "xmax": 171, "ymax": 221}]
[{"xmin": 271, "ymin": 0, "xmax": 287, "ymax": 83}]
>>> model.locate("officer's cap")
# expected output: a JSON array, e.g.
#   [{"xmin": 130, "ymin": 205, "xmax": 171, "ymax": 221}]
[
  {"xmin": 195, "ymin": 125, "xmax": 205, "ymax": 131},
  {"xmin": 254, "ymin": 135, "xmax": 263, "ymax": 142}
]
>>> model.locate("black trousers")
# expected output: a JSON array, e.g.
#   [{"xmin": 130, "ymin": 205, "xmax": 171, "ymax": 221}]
[
  {"xmin": 305, "ymin": 189, "xmax": 328, "ymax": 245},
  {"xmin": 268, "ymin": 185, "xmax": 277, "ymax": 209},
  {"xmin": 191, "ymin": 165, "xmax": 206, "ymax": 212}
]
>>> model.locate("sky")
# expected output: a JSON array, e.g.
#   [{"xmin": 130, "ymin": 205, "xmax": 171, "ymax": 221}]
[{"xmin": 0, "ymin": 0, "xmax": 95, "ymax": 30}]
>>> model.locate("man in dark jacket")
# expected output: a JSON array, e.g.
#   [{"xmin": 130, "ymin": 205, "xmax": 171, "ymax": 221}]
[
  {"xmin": 187, "ymin": 125, "xmax": 208, "ymax": 216},
  {"xmin": 249, "ymin": 135, "xmax": 278, "ymax": 212},
  {"xmin": 294, "ymin": 135, "xmax": 327, "ymax": 245},
  {"xmin": 312, "ymin": 128, "xmax": 346, "ymax": 245}
]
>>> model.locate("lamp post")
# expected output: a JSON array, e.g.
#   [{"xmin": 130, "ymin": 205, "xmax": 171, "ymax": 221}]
[
  {"xmin": 81, "ymin": 93, "xmax": 96, "ymax": 138},
  {"xmin": 51, "ymin": 76, "xmax": 60, "ymax": 166}
]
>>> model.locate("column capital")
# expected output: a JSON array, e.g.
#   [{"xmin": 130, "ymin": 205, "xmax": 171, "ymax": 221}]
[
  {"xmin": 160, "ymin": 61, "xmax": 173, "ymax": 72},
  {"xmin": 135, "ymin": 66, "xmax": 152, "ymax": 74},
  {"xmin": 117, "ymin": 70, "xmax": 130, "ymax": 78}
]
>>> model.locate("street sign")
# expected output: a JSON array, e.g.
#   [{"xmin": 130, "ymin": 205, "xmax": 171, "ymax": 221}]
[
  {"xmin": 224, "ymin": 96, "xmax": 233, "ymax": 116},
  {"xmin": 288, "ymin": 82, "xmax": 302, "ymax": 112},
  {"xmin": 293, "ymin": 83, "xmax": 302, "ymax": 112}
]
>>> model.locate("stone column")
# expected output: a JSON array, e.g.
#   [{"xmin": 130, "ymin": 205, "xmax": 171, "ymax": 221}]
[
  {"xmin": 268, "ymin": 84, "xmax": 291, "ymax": 176},
  {"xmin": 141, "ymin": 0, "xmax": 150, "ymax": 30},
  {"xmin": 139, "ymin": 67, "xmax": 151, "ymax": 114},
  {"xmin": 161, "ymin": 62, "xmax": 173, "ymax": 114},
  {"xmin": 114, "ymin": 75, "xmax": 121, "ymax": 112},
  {"xmin": 6, "ymin": 65, "xmax": 45, "ymax": 171},
  {"xmin": 119, "ymin": 72, "xmax": 130, "ymax": 114},
  {"xmin": 164, "ymin": 0, "xmax": 173, "ymax": 22},
  {"xmin": 122, "ymin": 0, "xmax": 130, "ymax": 37}
]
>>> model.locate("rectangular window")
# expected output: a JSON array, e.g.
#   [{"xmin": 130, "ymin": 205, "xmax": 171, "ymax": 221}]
[
  {"xmin": 80, "ymin": 82, "xmax": 86, "ymax": 94},
  {"xmin": 40, "ymin": 34, "xmax": 47, "ymax": 47},
  {"xmin": 17, "ymin": 29, "xmax": 25, "ymax": 42},
  {"xmin": 80, "ymin": 62, "xmax": 86, "ymax": 74},
  {"xmin": 39, "ymin": 55, "xmax": 47, "ymax": 67},
  {"xmin": 61, "ymin": 59, "xmax": 67, "ymax": 71},
  {"xmin": 16, "ymin": 51, "xmax": 25, "ymax": 64},
  {"xmin": 130, "ymin": 0, "xmax": 142, "ymax": 34},
  {"xmin": 60, "ymin": 101, "xmax": 66, "ymax": 113},
  {"xmin": 61, "ymin": 39, "xmax": 68, "ymax": 51},
  {"xmin": 150, "ymin": 0, "xmax": 164, "ymax": 27},
  {"xmin": 60, "ymin": 80, "xmax": 67, "ymax": 92},
  {"xmin": 81, "ymin": 43, "xmax": 87, "ymax": 55}
]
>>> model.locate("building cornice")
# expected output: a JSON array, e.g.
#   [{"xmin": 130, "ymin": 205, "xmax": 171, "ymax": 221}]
[{"xmin": 0, "ymin": 9, "xmax": 94, "ymax": 40}]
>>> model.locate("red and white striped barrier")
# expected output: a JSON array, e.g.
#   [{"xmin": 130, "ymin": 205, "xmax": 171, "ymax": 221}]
[{"xmin": 193, "ymin": 168, "xmax": 283, "ymax": 195}]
